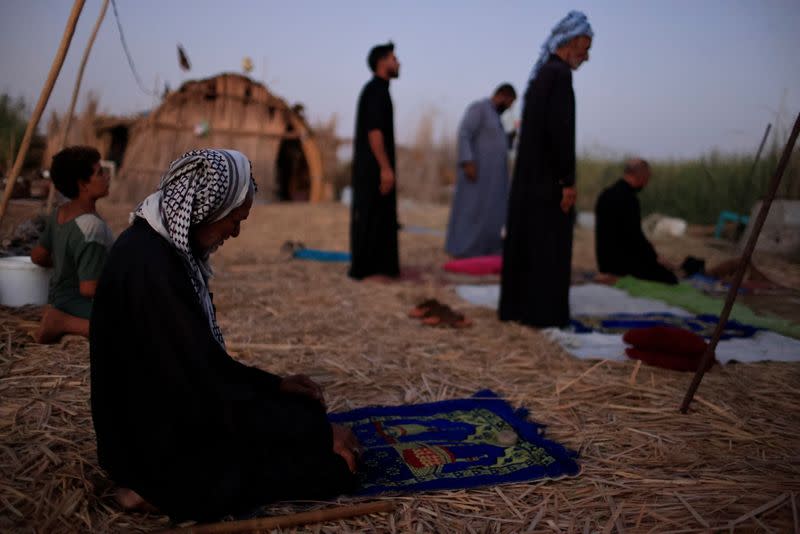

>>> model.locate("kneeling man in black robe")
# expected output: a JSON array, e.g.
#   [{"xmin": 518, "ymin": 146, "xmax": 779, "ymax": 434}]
[{"xmin": 594, "ymin": 158, "xmax": 678, "ymax": 285}]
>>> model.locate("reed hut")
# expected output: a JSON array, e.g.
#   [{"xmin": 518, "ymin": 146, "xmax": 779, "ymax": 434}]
[{"xmin": 45, "ymin": 73, "xmax": 333, "ymax": 203}]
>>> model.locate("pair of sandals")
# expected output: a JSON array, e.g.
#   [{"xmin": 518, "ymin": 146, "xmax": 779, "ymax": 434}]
[{"xmin": 408, "ymin": 298, "xmax": 472, "ymax": 328}]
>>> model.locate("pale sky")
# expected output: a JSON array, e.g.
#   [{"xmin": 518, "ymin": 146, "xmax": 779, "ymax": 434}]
[{"xmin": 1, "ymin": 0, "xmax": 798, "ymax": 159}]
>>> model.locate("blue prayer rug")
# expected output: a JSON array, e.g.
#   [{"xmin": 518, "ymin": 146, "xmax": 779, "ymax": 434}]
[
  {"xmin": 328, "ymin": 390, "xmax": 579, "ymax": 495},
  {"xmin": 570, "ymin": 312, "xmax": 759, "ymax": 340},
  {"xmin": 292, "ymin": 248, "xmax": 351, "ymax": 263}
]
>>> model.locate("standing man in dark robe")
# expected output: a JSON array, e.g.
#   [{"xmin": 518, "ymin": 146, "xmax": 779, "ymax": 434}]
[
  {"xmin": 595, "ymin": 158, "xmax": 679, "ymax": 285},
  {"xmin": 349, "ymin": 42, "xmax": 401, "ymax": 280},
  {"xmin": 445, "ymin": 84, "xmax": 516, "ymax": 258},
  {"xmin": 499, "ymin": 11, "xmax": 593, "ymax": 328}
]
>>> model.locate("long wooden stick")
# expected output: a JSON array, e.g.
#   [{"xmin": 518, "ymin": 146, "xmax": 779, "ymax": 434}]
[
  {"xmin": 680, "ymin": 111, "xmax": 800, "ymax": 413},
  {"xmin": 735, "ymin": 122, "xmax": 773, "ymax": 211},
  {"xmin": 748, "ymin": 123, "xmax": 772, "ymax": 179},
  {"xmin": 46, "ymin": 0, "xmax": 110, "ymax": 213},
  {"xmin": 0, "ymin": 0, "xmax": 86, "ymax": 223},
  {"xmin": 160, "ymin": 501, "xmax": 395, "ymax": 534}
]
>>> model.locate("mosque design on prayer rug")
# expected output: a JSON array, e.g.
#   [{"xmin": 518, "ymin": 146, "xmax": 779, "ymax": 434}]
[
  {"xmin": 570, "ymin": 312, "xmax": 760, "ymax": 340},
  {"xmin": 329, "ymin": 390, "xmax": 579, "ymax": 495}
]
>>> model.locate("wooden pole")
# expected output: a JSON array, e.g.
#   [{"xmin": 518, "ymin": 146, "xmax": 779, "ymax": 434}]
[
  {"xmin": 680, "ymin": 111, "xmax": 800, "ymax": 413},
  {"xmin": 159, "ymin": 501, "xmax": 395, "ymax": 534},
  {"xmin": 46, "ymin": 0, "xmax": 109, "ymax": 213},
  {"xmin": 0, "ymin": 0, "xmax": 86, "ymax": 223},
  {"xmin": 728, "ymin": 123, "xmax": 773, "ymax": 231},
  {"xmin": 304, "ymin": 136, "xmax": 326, "ymax": 202},
  {"xmin": 748, "ymin": 123, "xmax": 772, "ymax": 179}
]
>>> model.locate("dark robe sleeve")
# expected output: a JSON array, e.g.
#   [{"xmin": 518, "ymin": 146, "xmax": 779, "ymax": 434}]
[
  {"xmin": 91, "ymin": 233, "xmax": 296, "ymax": 459},
  {"xmin": 91, "ymin": 223, "xmax": 351, "ymax": 521},
  {"xmin": 594, "ymin": 190, "xmax": 615, "ymax": 273},
  {"xmin": 597, "ymin": 186, "xmax": 655, "ymax": 270},
  {"xmin": 141, "ymin": 258, "xmax": 291, "ymax": 436},
  {"xmin": 627, "ymin": 208, "xmax": 678, "ymax": 284},
  {"xmin": 545, "ymin": 68, "xmax": 575, "ymax": 187},
  {"xmin": 362, "ymin": 84, "xmax": 385, "ymax": 133},
  {"xmin": 625, "ymin": 197, "xmax": 658, "ymax": 265}
]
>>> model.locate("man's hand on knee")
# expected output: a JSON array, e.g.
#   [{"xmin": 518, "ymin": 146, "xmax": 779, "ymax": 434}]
[
  {"xmin": 331, "ymin": 424, "xmax": 361, "ymax": 473},
  {"xmin": 279, "ymin": 374, "xmax": 325, "ymax": 406}
]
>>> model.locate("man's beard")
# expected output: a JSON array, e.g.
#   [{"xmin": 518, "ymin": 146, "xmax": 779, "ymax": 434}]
[{"xmin": 569, "ymin": 57, "xmax": 586, "ymax": 70}]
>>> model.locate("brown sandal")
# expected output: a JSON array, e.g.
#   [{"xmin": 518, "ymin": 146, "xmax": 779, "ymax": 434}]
[
  {"xmin": 422, "ymin": 304, "xmax": 473, "ymax": 328},
  {"xmin": 408, "ymin": 298, "xmax": 444, "ymax": 318}
]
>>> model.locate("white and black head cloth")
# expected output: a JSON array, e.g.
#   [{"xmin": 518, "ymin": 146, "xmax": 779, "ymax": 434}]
[{"xmin": 134, "ymin": 148, "xmax": 255, "ymax": 347}]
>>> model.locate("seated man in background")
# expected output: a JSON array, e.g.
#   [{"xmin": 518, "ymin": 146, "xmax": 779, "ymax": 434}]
[
  {"xmin": 594, "ymin": 158, "xmax": 678, "ymax": 285},
  {"xmin": 30, "ymin": 146, "xmax": 114, "ymax": 343}
]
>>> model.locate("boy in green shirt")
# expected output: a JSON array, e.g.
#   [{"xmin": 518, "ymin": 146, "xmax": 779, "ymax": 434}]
[{"xmin": 30, "ymin": 146, "xmax": 113, "ymax": 343}]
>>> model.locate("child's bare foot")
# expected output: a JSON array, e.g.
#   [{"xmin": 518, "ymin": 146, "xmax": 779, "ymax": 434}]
[
  {"xmin": 33, "ymin": 306, "xmax": 61, "ymax": 344},
  {"xmin": 32, "ymin": 306, "xmax": 89, "ymax": 344}
]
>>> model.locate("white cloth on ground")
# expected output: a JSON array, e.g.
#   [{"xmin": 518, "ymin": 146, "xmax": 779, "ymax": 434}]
[
  {"xmin": 455, "ymin": 283, "xmax": 800, "ymax": 364},
  {"xmin": 456, "ymin": 283, "xmax": 690, "ymax": 316}
]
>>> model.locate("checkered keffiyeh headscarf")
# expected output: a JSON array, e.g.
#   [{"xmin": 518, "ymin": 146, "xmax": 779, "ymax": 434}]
[
  {"xmin": 134, "ymin": 149, "xmax": 256, "ymax": 347},
  {"xmin": 529, "ymin": 10, "xmax": 593, "ymax": 81}
]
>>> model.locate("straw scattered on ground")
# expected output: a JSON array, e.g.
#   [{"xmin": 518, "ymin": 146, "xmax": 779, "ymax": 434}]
[{"xmin": 2, "ymin": 200, "xmax": 799, "ymax": 533}]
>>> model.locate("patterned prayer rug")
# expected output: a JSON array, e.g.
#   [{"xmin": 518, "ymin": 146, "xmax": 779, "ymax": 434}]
[
  {"xmin": 329, "ymin": 390, "xmax": 579, "ymax": 495},
  {"xmin": 570, "ymin": 312, "xmax": 760, "ymax": 340}
]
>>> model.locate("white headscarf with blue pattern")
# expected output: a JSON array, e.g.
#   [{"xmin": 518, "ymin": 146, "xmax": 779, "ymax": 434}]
[{"xmin": 529, "ymin": 10, "xmax": 593, "ymax": 81}]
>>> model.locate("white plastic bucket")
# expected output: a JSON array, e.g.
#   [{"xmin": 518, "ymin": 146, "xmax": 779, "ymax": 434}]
[
  {"xmin": 577, "ymin": 211, "xmax": 595, "ymax": 229},
  {"xmin": 0, "ymin": 256, "xmax": 52, "ymax": 306},
  {"xmin": 340, "ymin": 185, "xmax": 353, "ymax": 206}
]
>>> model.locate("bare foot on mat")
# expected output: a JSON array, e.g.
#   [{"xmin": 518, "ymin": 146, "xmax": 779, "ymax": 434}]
[
  {"xmin": 594, "ymin": 273, "xmax": 618, "ymax": 286},
  {"xmin": 115, "ymin": 487, "xmax": 158, "ymax": 513}
]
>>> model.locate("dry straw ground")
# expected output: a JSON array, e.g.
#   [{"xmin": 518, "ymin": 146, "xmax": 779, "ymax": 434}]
[{"xmin": 2, "ymin": 200, "xmax": 799, "ymax": 533}]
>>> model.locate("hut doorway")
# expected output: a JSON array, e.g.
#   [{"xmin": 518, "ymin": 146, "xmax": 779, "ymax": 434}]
[
  {"xmin": 276, "ymin": 139, "xmax": 311, "ymax": 202},
  {"xmin": 108, "ymin": 126, "xmax": 129, "ymax": 168}
]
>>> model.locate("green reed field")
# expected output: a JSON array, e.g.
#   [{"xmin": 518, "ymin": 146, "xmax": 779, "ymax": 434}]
[{"xmin": 576, "ymin": 146, "xmax": 800, "ymax": 225}]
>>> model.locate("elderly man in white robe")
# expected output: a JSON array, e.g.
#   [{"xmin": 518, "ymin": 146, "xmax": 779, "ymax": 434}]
[{"xmin": 445, "ymin": 83, "xmax": 516, "ymax": 258}]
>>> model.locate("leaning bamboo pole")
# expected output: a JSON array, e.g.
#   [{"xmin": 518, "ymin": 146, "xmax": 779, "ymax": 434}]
[
  {"xmin": 680, "ymin": 111, "xmax": 800, "ymax": 413},
  {"xmin": 46, "ymin": 0, "xmax": 110, "ymax": 213},
  {"xmin": 0, "ymin": 0, "xmax": 86, "ymax": 224}
]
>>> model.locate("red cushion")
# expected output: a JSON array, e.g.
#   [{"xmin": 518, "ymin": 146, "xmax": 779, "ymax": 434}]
[
  {"xmin": 626, "ymin": 348, "xmax": 716, "ymax": 372},
  {"xmin": 622, "ymin": 326, "xmax": 707, "ymax": 356},
  {"xmin": 443, "ymin": 255, "xmax": 502, "ymax": 276}
]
